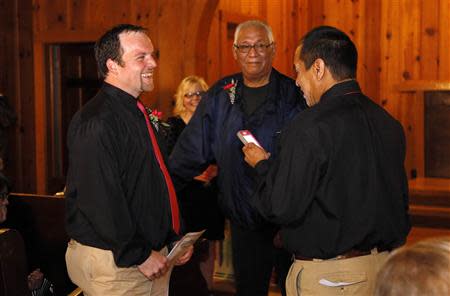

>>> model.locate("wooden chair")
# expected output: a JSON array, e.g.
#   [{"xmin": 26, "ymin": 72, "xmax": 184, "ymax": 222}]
[
  {"xmin": 4, "ymin": 193, "xmax": 76, "ymax": 295},
  {"xmin": 0, "ymin": 228, "xmax": 31, "ymax": 296}
]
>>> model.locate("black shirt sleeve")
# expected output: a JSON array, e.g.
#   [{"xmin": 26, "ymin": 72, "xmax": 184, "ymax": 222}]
[
  {"xmin": 252, "ymin": 128, "xmax": 324, "ymax": 226},
  {"xmin": 169, "ymin": 94, "xmax": 215, "ymax": 190}
]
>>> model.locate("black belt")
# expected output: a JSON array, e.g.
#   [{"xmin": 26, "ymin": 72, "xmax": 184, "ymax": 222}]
[{"xmin": 294, "ymin": 247, "xmax": 390, "ymax": 261}]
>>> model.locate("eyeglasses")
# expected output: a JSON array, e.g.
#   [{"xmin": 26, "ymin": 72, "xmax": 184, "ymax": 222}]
[
  {"xmin": 234, "ymin": 42, "xmax": 273, "ymax": 54},
  {"xmin": 184, "ymin": 91, "xmax": 205, "ymax": 98}
]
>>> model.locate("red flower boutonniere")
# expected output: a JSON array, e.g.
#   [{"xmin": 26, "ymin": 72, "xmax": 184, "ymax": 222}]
[
  {"xmin": 223, "ymin": 79, "xmax": 238, "ymax": 104},
  {"xmin": 145, "ymin": 107, "xmax": 169, "ymax": 130}
]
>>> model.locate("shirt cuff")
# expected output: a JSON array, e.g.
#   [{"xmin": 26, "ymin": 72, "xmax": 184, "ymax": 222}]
[{"xmin": 254, "ymin": 159, "xmax": 270, "ymax": 176}]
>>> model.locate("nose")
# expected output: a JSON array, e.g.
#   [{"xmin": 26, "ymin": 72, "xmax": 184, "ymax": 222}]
[
  {"xmin": 146, "ymin": 54, "xmax": 157, "ymax": 68},
  {"xmin": 247, "ymin": 46, "xmax": 259, "ymax": 56}
]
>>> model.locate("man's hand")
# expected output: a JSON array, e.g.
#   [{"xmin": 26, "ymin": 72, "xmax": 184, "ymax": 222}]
[
  {"xmin": 174, "ymin": 245, "xmax": 194, "ymax": 266},
  {"xmin": 138, "ymin": 250, "xmax": 169, "ymax": 281},
  {"xmin": 194, "ymin": 164, "xmax": 218, "ymax": 183},
  {"xmin": 27, "ymin": 268, "xmax": 44, "ymax": 290},
  {"xmin": 242, "ymin": 143, "xmax": 270, "ymax": 168}
]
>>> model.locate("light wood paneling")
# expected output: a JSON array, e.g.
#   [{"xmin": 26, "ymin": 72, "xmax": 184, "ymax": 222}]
[
  {"xmin": 1, "ymin": 0, "xmax": 450, "ymax": 195},
  {"xmin": 29, "ymin": 0, "xmax": 219, "ymax": 193}
]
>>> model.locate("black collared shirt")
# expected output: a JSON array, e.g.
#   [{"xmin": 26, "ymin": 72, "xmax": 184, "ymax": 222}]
[
  {"xmin": 65, "ymin": 83, "xmax": 176, "ymax": 267},
  {"xmin": 253, "ymin": 80, "xmax": 411, "ymax": 259}
]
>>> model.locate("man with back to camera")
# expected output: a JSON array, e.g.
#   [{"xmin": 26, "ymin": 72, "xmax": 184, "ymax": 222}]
[
  {"xmin": 242, "ymin": 26, "xmax": 410, "ymax": 295},
  {"xmin": 64, "ymin": 24, "xmax": 192, "ymax": 295},
  {"xmin": 169, "ymin": 20, "xmax": 306, "ymax": 296}
]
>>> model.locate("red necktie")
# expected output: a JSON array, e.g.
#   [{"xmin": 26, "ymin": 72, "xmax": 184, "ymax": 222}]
[{"xmin": 137, "ymin": 100, "xmax": 180, "ymax": 234}]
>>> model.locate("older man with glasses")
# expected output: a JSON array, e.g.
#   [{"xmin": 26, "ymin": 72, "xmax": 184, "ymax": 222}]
[{"xmin": 169, "ymin": 20, "xmax": 306, "ymax": 296}]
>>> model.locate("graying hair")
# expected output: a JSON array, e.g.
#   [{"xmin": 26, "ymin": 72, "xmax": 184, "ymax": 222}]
[{"xmin": 233, "ymin": 20, "xmax": 274, "ymax": 45}]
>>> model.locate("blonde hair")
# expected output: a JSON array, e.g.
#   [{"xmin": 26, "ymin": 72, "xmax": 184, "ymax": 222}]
[
  {"xmin": 173, "ymin": 76, "xmax": 208, "ymax": 117},
  {"xmin": 375, "ymin": 236, "xmax": 450, "ymax": 296}
]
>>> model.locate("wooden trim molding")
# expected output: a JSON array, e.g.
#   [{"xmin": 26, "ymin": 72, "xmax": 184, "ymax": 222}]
[
  {"xmin": 396, "ymin": 80, "xmax": 450, "ymax": 92},
  {"xmin": 410, "ymin": 178, "xmax": 450, "ymax": 200}
]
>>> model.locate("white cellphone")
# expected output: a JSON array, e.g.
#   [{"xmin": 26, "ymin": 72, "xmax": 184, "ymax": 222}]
[{"xmin": 237, "ymin": 130, "xmax": 262, "ymax": 148}]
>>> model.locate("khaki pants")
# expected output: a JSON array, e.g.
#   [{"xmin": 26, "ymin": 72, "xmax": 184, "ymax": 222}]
[
  {"xmin": 66, "ymin": 240, "xmax": 171, "ymax": 296},
  {"xmin": 286, "ymin": 249, "xmax": 389, "ymax": 296}
]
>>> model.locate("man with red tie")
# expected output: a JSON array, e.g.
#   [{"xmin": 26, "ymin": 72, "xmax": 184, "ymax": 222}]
[{"xmin": 65, "ymin": 24, "xmax": 192, "ymax": 295}]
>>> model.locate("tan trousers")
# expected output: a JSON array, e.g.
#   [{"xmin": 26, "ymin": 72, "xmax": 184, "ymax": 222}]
[
  {"xmin": 286, "ymin": 249, "xmax": 389, "ymax": 296},
  {"xmin": 66, "ymin": 240, "xmax": 171, "ymax": 296}
]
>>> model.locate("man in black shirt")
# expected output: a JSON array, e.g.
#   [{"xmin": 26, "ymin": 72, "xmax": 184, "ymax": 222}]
[
  {"xmin": 65, "ymin": 24, "xmax": 192, "ymax": 295},
  {"xmin": 243, "ymin": 26, "xmax": 410, "ymax": 295}
]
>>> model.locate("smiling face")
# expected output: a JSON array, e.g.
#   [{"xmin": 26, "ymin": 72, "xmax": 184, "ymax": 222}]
[
  {"xmin": 233, "ymin": 25, "xmax": 275, "ymax": 85},
  {"xmin": 106, "ymin": 31, "xmax": 157, "ymax": 98},
  {"xmin": 183, "ymin": 83, "xmax": 204, "ymax": 115}
]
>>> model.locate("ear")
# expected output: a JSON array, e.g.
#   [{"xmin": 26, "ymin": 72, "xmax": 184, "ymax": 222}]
[
  {"xmin": 232, "ymin": 47, "xmax": 238, "ymax": 61},
  {"xmin": 106, "ymin": 59, "xmax": 119, "ymax": 75},
  {"xmin": 313, "ymin": 58, "xmax": 326, "ymax": 80}
]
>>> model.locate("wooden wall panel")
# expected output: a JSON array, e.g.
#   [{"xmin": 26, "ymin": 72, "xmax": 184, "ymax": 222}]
[
  {"xmin": 23, "ymin": 0, "xmax": 220, "ymax": 193},
  {"xmin": 361, "ymin": 0, "xmax": 381, "ymax": 104},
  {"xmin": 0, "ymin": 0, "xmax": 36, "ymax": 193},
  {"xmin": 219, "ymin": 0, "xmax": 263, "ymax": 16},
  {"xmin": 381, "ymin": 0, "xmax": 418, "ymax": 177},
  {"xmin": 420, "ymin": 0, "xmax": 439, "ymax": 80},
  {"xmin": 378, "ymin": 0, "xmax": 450, "ymax": 179},
  {"xmin": 438, "ymin": 0, "xmax": 450, "ymax": 79},
  {"xmin": 2, "ymin": 0, "xmax": 449, "ymax": 193},
  {"xmin": 0, "ymin": 0, "xmax": 18, "ymax": 184},
  {"xmin": 40, "ymin": 0, "xmax": 67, "ymax": 30},
  {"xmin": 267, "ymin": 1, "xmax": 299, "ymax": 78},
  {"xmin": 206, "ymin": 11, "xmax": 221, "ymax": 85},
  {"xmin": 0, "ymin": 0, "xmax": 16, "ymax": 102},
  {"xmin": 69, "ymin": 0, "xmax": 89, "ymax": 30}
]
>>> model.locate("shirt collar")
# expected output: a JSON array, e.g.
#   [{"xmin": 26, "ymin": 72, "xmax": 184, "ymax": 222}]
[
  {"xmin": 320, "ymin": 79, "xmax": 361, "ymax": 103},
  {"xmin": 101, "ymin": 82, "xmax": 142, "ymax": 116}
]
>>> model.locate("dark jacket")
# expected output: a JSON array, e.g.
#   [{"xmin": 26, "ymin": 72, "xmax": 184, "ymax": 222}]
[{"xmin": 169, "ymin": 69, "xmax": 305, "ymax": 228}]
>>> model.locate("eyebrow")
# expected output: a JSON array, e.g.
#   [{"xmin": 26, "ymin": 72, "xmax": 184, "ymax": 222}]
[
  {"xmin": 132, "ymin": 51, "xmax": 153, "ymax": 59},
  {"xmin": 237, "ymin": 38, "xmax": 268, "ymax": 43}
]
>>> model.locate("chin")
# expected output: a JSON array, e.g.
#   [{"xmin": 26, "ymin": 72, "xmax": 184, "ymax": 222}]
[
  {"xmin": 305, "ymin": 99, "xmax": 312, "ymax": 107},
  {"xmin": 143, "ymin": 85, "xmax": 154, "ymax": 92}
]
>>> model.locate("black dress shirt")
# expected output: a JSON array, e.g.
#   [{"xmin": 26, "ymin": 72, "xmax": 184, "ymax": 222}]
[
  {"xmin": 253, "ymin": 80, "xmax": 411, "ymax": 259},
  {"xmin": 65, "ymin": 83, "xmax": 176, "ymax": 267}
]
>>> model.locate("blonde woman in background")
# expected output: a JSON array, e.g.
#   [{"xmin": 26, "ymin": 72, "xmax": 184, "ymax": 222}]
[{"xmin": 167, "ymin": 76, "xmax": 224, "ymax": 296}]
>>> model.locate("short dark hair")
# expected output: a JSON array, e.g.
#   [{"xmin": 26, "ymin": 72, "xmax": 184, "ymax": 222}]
[
  {"xmin": 299, "ymin": 26, "xmax": 357, "ymax": 81},
  {"xmin": 94, "ymin": 24, "xmax": 147, "ymax": 78}
]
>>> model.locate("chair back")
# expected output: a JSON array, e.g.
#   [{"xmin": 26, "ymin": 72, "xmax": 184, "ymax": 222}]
[{"xmin": 0, "ymin": 228, "xmax": 31, "ymax": 296}]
